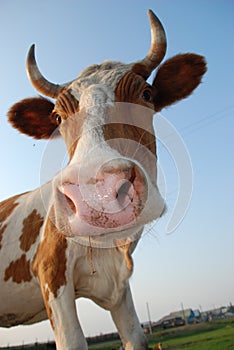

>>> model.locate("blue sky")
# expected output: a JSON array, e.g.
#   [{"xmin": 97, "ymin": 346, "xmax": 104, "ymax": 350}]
[{"xmin": 0, "ymin": 0, "xmax": 234, "ymax": 346}]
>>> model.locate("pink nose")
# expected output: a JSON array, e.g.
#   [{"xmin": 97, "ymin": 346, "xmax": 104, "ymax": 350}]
[{"xmin": 59, "ymin": 159, "xmax": 148, "ymax": 235}]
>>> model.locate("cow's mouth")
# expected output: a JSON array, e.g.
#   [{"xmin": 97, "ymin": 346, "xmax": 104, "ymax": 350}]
[{"xmin": 58, "ymin": 164, "xmax": 148, "ymax": 236}]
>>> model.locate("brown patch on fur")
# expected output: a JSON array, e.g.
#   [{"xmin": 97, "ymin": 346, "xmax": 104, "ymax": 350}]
[
  {"xmin": 4, "ymin": 254, "xmax": 32, "ymax": 283},
  {"xmin": 52, "ymin": 89, "xmax": 81, "ymax": 160},
  {"xmin": 0, "ymin": 194, "xmax": 23, "ymax": 249},
  {"xmin": 116, "ymin": 239, "xmax": 133, "ymax": 271},
  {"xmin": 53, "ymin": 89, "xmax": 79, "ymax": 120},
  {"xmin": 20, "ymin": 209, "xmax": 44, "ymax": 252},
  {"xmin": 8, "ymin": 97, "xmax": 56, "ymax": 139},
  {"xmin": 115, "ymin": 71, "xmax": 156, "ymax": 107},
  {"xmin": 0, "ymin": 224, "xmax": 7, "ymax": 250},
  {"xmin": 32, "ymin": 217, "xmax": 67, "ymax": 326},
  {"xmin": 0, "ymin": 193, "xmax": 22, "ymax": 222},
  {"xmin": 0, "ymin": 313, "xmax": 18, "ymax": 327},
  {"xmin": 43, "ymin": 288, "xmax": 54, "ymax": 330},
  {"xmin": 103, "ymin": 124, "xmax": 156, "ymax": 156},
  {"xmin": 32, "ymin": 216, "xmax": 67, "ymax": 298},
  {"xmin": 132, "ymin": 63, "xmax": 151, "ymax": 80},
  {"xmin": 152, "ymin": 53, "xmax": 207, "ymax": 111}
]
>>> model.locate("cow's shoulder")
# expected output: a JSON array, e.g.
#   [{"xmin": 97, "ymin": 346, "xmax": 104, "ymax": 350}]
[
  {"xmin": 0, "ymin": 190, "xmax": 47, "ymax": 284},
  {"xmin": 0, "ymin": 192, "xmax": 28, "ymax": 250}
]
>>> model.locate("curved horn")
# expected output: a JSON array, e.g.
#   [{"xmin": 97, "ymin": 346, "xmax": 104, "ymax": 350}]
[
  {"xmin": 26, "ymin": 44, "xmax": 67, "ymax": 98},
  {"xmin": 135, "ymin": 10, "xmax": 167, "ymax": 78}
]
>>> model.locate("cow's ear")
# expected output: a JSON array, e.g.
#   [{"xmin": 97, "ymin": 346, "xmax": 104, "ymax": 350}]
[
  {"xmin": 7, "ymin": 96, "xmax": 59, "ymax": 139},
  {"xmin": 152, "ymin": 53, "xmax": 207, "ymax": 111}
]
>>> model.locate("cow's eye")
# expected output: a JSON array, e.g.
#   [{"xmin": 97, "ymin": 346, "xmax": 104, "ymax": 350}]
[
  {"xmin": 56, "ymin": 114, "xmax": 62, "ymax": 125},
  {"xmin": 142, "ymin": 89, "xmax": 153, "ymax": 102}
]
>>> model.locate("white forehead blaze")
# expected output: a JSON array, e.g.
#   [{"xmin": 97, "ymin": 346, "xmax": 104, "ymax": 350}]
[
  {"xmin": 68, "ymin": 87, "xmax": 121, "ymax": 169},
  {"xmin": 66, "ymin": 61, "xmax": 134, "ymax": 165}
]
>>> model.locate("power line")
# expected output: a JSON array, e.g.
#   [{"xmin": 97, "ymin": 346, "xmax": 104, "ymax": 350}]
[
  {"xmin": 158, "ymin": 104, "xmax": 234, "ymax": 140},
  {"xmin": 178, "ymin": 104, "xmax": 234, "ymax": 136}
]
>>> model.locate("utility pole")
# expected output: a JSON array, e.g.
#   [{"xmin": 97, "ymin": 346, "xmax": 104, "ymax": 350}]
[
  {"xmin": 146, "ymin": 302, "xmax": 153, "ymax": 334},
  {"xmin": 181, "ymin": 302, "xmax": 186, "ymax": 324}
]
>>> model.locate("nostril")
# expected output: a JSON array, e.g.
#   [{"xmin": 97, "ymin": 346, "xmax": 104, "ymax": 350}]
[
  {"xmin": 114, "ymin": 166, "xmax": 139, "ymax": 206},
  {"xmin": 64, "ymin": 194, "xmax": 76, "ymax": 213},
  {"xmin": 116, "ymin": 180, "xmax": 132, "ymax": 199},
  {"xmin": 59, "ymin": 184, "xmax": 79, "ymax": 215},
  {"xmin": 116, "ymin": 179, "xmax": 134, "ymax": 208}
]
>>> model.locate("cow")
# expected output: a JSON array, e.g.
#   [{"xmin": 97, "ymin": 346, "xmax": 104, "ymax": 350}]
[{"xmin": 0, "ymin": 10, "xmax": 206, "ymax": 350}]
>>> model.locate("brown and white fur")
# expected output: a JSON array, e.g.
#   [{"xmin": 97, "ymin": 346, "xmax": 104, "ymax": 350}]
[{"xmin": 0, "ymin": 10, "xmax": 206, "ymax": 350}]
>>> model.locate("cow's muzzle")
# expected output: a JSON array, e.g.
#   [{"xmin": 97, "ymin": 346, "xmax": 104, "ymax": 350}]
[{"xmin": 58, "ymin": 159, "xmax": 148, "ymax": 236}]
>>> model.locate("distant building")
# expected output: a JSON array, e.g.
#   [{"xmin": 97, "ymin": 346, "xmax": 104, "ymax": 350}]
[
  {"xmin": 201, "ymin": 306, "xmax": 234, "ymax": 321},
  {"xmin": 156, "ymin": 304, "xmax": 234, "ymax": 328},
  {"xmin": 156, "ymin": 308, "xmax": 201, "ymax": 328}
]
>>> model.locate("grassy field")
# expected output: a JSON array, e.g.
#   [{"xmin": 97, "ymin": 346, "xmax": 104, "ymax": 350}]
[
  {"xmin": 148, "ymin": 320, "xmax": 234, "ymax": 349},
  {"xmin": 1, "ymin": 318, "xmax": 233, "ymax": 349},
  {"xmin": 89, "ymin": 318, "xmax": 234, "ymax": 349}
]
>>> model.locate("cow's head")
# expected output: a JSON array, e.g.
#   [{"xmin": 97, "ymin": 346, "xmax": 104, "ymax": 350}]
[{"xmin": 7, "ymin": 11, "xmax": 206, "ymax": 241}]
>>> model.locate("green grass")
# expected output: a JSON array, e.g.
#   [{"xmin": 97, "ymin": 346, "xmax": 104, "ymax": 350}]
[
  {"xmin": 149, "ymin": 320, "xmax": 234, "ymax": 350},
  {"xmin": 88, "ymin": 344, "xmax": 120, "ymax": 349},
  {"xmin": 89, "ymin": 341, "xmax": 121, "ymax": 349},
  {"xmin": 88, "ymin": 319, "xmax": 234, "ymax": 350},
  {"xmin": 155, "ymin": 326, "xmax": 234, "ymax": 349}
]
